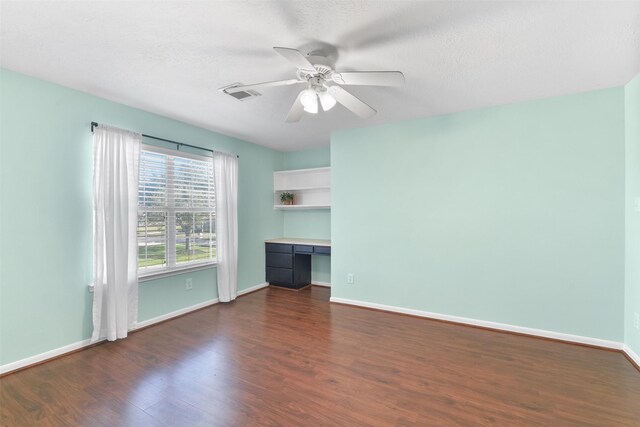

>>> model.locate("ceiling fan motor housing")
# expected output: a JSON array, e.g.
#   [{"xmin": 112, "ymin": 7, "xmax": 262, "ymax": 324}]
[{"xmin": 309, "ymin": 76, "xmax": 325, "ymax": 90}]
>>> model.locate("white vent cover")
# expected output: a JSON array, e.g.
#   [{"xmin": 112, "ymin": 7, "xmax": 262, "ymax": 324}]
[{"xmin": 219, "ymin": 83, "xmax": 261, "ymax": 101}]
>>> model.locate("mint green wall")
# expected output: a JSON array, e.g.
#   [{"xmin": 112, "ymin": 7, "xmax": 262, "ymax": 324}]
[
  {"xmin": 331, "ymin": 88, "xmax": 625, "ymax": 342},
  {"xmin": 625, "ymin": 73, "xmax": 640, "ymax": 355},
  {"xmin": 282, "ymin": 147, "xmax": 331, "ymax": 283},
  {"xmin": 2, "ymin": 66, "xmax": 634, "ymax": 368},
  {"xmin": 283, "ymin": 146, "xmax": 330, "ymax": 169},
  {"xmin": 0, "ymin": 69, "xmax": 284, "ymax": 366}
]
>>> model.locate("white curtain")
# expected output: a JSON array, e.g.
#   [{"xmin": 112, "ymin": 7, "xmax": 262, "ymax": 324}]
[
  {"xmin": 92, "ymin": 125, "xmax": 141, "ymax": 342},
  {"xmin": 213, "ymin": 152, "xmax": 238, "ymax": 302}
]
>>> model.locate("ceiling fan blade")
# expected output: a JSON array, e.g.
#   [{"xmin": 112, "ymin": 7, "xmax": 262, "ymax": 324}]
[
  {"xmin": 332, "ymin": 71, "xmax": 405, "ymax": 87},
  {"xmin": 327, "ymin": 86, "xmax": 377, "ymax": 119},
  {"xmin": 223, "ymin": 79, "xmax": 303, "ymax": 94},
  {"xmin": 273, "ymin": 47, "xmax": 316, "ymax": 73},
  {"xmin": 285, "ymin": 91, "xmax": 305, "ymax": 123}
]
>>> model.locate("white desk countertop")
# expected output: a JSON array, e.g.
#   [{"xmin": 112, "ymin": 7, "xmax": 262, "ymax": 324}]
[{"xmin": 265, "ymin": 238, "xmax": 331, "ymax": 247}]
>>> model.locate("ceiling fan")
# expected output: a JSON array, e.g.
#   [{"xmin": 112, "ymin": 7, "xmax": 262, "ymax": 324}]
[{"xmin": 221, "ymin": 47, "xmax": 405, "ymax": 122}]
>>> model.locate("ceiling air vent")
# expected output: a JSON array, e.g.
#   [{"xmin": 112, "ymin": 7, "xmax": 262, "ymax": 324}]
[{"xmin": 219, "ymin": 83, "xmax": 261, "ymax": 101}]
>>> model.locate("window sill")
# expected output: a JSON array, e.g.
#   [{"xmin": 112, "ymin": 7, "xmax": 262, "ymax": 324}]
[{"xmin": 138, "ymin": 262, "xmax": 217, "ymax": 282}]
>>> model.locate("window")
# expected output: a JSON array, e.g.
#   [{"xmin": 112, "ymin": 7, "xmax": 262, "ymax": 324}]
[{"xmin": 137, "ymin": 145, "xmax": 216, "ymax": 277}]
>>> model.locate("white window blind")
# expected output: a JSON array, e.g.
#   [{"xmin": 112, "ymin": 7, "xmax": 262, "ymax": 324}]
[{"xmin": 137, "ymin": 145, "xmax": 216, "ymax": 276}]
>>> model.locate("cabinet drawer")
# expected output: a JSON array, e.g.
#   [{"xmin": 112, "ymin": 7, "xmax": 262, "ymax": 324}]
[
  {"xmin": 266, "ymin": 243, "xmax": 293, "ymax": 253},
  {"xmin": 314, "ymin": 246, "xmax": 331, "ymax": 255},
  {"xmin": 266, "ymin": 252, "xmax": 293, "ymax": 269},
  {"xmin": 266, "ymin": 267, "xmax": 293, "ymax": 284},
  {"xmin": 294, "ymin": 245, "xmax": 313, "ymax": 254}
]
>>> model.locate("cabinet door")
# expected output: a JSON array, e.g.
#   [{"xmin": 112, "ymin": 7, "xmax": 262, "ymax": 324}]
[
  {"xmin": 266, "ymin": 253, "xmax": 293, "ymax": 269},
  {"xmin": 266, "ymin": 267, "xmax": 293, "ymax": 284}
]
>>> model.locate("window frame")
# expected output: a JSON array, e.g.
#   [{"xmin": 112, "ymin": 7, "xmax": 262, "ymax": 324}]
[{"xmin": 137, "ymin": 144, "xmax": 217, "ymax": 280}]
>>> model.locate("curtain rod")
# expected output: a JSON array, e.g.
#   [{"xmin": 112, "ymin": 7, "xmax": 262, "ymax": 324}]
[{"xmin": 90, "ymin": 122, "xmax": 239, "ymax": 158}]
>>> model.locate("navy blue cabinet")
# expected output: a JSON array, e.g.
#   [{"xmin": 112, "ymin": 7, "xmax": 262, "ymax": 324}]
[{"xmin": 265, "ymin": 242, "xmax": 330, "ymax": 289}]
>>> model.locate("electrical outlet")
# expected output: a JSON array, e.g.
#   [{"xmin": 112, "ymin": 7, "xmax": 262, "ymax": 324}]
[
  {"xmin": 634, "ymin": 312, "xmax": 640, "ymax": 330},
  {"xmin": 347, "ymin": 273, "xmax": 354, "ymax": 284},
  {"xmin": 185, "ymin": 278, "xmax": 193, "ymax": 290},
  {"xmin": 635, "ymin": 197, "xmax": 640, "ymax": 213}
]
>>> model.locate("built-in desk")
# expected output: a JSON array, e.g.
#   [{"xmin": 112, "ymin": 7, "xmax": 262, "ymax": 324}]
[{"xmin": 265, "ymin": 238, "xmax": 331, "ymax": 289}]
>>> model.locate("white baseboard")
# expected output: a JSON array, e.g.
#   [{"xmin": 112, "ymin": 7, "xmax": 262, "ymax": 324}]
[
  {"xmin": 330, "ymin": 297, "xmax": 624, "ymax": 351},
  {"xmin": 237, "ymin": 282, "xmax": 269, "ymax": 295},
  {"xmin": 311, "ymin": 281, "xmax": 331, "ymax": 287},
  {"xmin": 1, "ymin": 282, "xmax": 271, "ymax": 376},
  {"xmin": 0, "ymin": 337, "xmax": 105, "ymax": 375},
  {"xmin": 4, "ymin": 288, "xmax": 633, "ymax": 376},
  {"xmin": 623, "ymin": 344, "xmax": 640, "ymax": 369},
  {"xmin": 135, "ymin": 298, "xmax": 219, "ymax": 329}
]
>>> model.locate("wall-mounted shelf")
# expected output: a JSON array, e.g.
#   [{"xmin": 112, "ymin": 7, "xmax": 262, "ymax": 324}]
[
  {"xmin": 274, "ymin": 167, "xmax": 330, "ymax": 210},
  {"xmin": 276, "ymin": 185, "xmax": 330, "ymax": 191},
  {"xmin": 274, "ymin": 204, "xmax": 330, "ymax": 210}
]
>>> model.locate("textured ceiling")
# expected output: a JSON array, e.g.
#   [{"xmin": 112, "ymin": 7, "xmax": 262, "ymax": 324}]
[{"xmin": 1, "ymin": 1, "xmax": 639, "ymax": 151}]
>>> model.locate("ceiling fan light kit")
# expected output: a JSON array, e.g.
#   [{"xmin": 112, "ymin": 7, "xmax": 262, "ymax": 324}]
[
  {"xmin": 300, "ymin": 88, "xmax": 318, "ymax": 113},
  {"xmin": 318, "ymin": 91, "xmax": 336, "ymax": 111},
  {"xmin": 221, "ymin": 46, "xmax": 405, "ymax": 122},
  {"xmin": 300, "ymin": 77, "xmax": 337, "ymax": 114}
]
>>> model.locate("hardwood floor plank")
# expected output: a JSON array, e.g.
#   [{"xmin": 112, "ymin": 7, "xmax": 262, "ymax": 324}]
[{"xmin": 1, "ymin": 286, "xmax": 639, "ymax": 426}]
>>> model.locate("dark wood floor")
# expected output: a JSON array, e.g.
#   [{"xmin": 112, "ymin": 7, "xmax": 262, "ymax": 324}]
[{"xmin": 2, "ymin": 286, "xmax": 639, "ymax": 426}]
